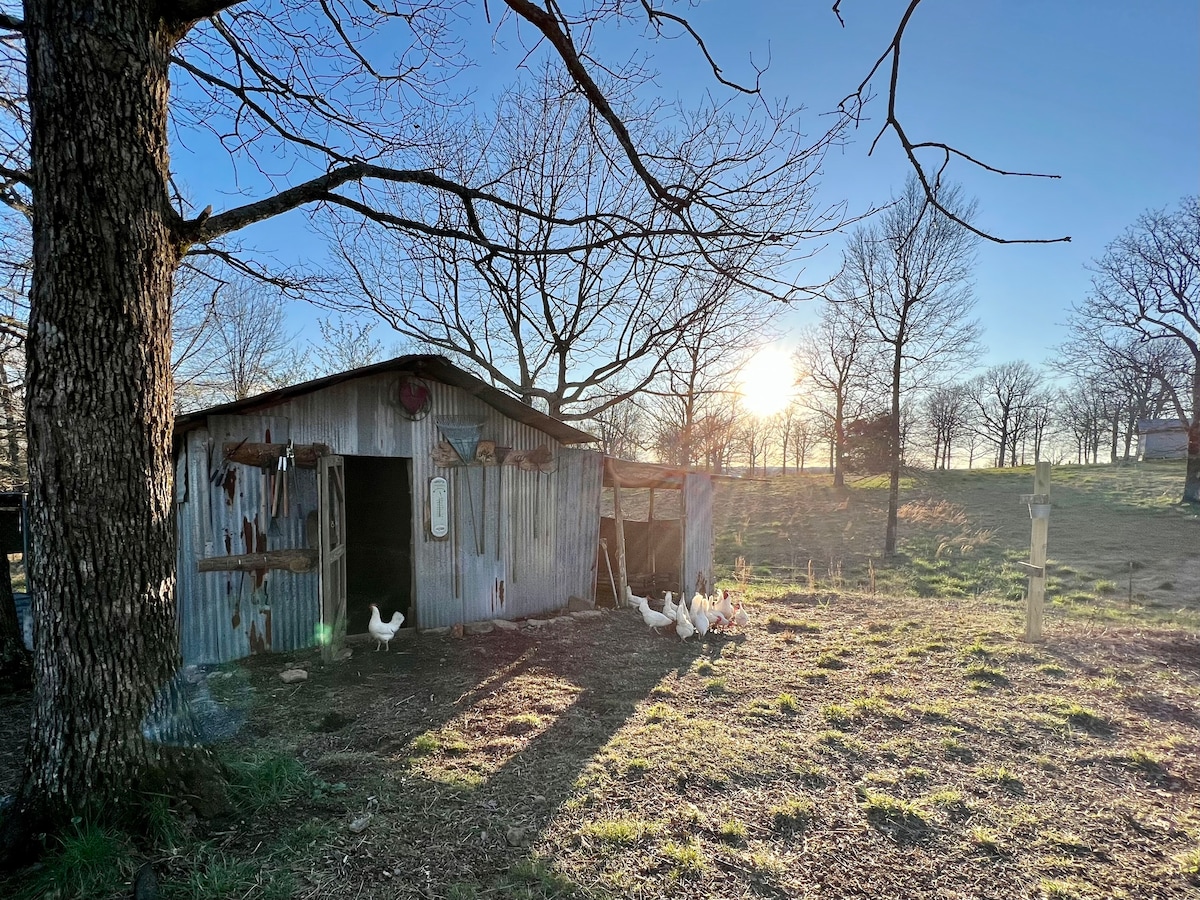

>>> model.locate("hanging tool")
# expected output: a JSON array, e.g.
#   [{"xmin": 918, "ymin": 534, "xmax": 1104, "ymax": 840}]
[
  {"xmin": 283, "ymin": 439, "xmax": 295, "ymax": 517},
  {"xmin": 209, "ymin": 436, "xmax": 248, "ymax": 487},
  {"xmin": 272, "ymin": 441, "xmax": 295, "ymax": 518}
]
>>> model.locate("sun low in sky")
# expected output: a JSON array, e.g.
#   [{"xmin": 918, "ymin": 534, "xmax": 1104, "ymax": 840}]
[{"xmin": 737, "ymin": 346, "xmax": 796, "ymax": 417}]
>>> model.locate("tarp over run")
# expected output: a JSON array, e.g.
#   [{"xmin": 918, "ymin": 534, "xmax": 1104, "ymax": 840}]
[{"xmin": 603, "ymin": 458, "xmax": 690, "ymax": 490}]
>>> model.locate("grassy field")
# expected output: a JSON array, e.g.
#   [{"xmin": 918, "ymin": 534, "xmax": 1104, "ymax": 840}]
[
  {"xmin": 715, "ymin": 460, "xmax": 1200, "ymax": 622},
  {"xmin": 1, "ymin": 462, "xmax": 1198, "ymax": 899}
]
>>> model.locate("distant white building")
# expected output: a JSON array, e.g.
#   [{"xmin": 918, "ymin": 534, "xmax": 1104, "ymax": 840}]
[{"xmin": 1136, "ymin": 418, "xmax": 1189, "ymax": 460}]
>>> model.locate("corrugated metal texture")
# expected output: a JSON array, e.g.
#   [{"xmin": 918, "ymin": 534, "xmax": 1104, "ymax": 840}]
[
  {"xmin": 409, "ymin": 381, "xmax": 573, "ymax": 627},
  {"xmin": 682, "ymin": 473, "xmax": 715, "ymax": 598},
  {"xmin": 175, "ymin": 355, "xmax": 596, "ymax": 445},
  {"xmin": 176, "ymin": 415, "xmax": 320, "ymax": 665},
  {"xmin": 264, "ymin": 375, "xmax": 413, "ymax": 458},
  {"xmin": 556, "ymin": 448, "xmax": 603, "ymax": 602}
]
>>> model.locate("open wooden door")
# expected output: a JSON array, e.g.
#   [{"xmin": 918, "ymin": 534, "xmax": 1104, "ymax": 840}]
[{"xmin": 319, "ymin": 454, "xmax": 347, "ymax": 663}]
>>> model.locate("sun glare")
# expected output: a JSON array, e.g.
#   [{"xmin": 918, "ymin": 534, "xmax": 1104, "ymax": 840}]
[{"xmin": 737, "ymin": 347, "xmax": 796, "ymax": 417}]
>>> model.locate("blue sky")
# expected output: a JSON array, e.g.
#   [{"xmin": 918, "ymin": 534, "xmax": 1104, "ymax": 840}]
[{"xmin": 174, "ymin": 1, "xmax": 1200, "ymax": 371}]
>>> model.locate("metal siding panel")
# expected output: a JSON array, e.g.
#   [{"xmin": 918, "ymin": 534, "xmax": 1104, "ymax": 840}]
[
  {"xmin": 682, "ymin": 473, "xmax": 715, "ymax": 597},
  {"xmin": 271, "ymin": 375, "xmax": 413, "ymax": 457},
  {"xmin": 176, "ymin": 416, "xmax": 319, "ymax": 664},
  {"xmin": 556, "ymin": 448, "xmax": 603, "ymax": 602},
  {"xmin": 408, "ymin": 381, "xmax": 569, "ymax": 626}
]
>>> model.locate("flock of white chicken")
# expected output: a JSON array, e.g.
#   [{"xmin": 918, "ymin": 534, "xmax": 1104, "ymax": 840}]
[
  {"xmin": 628, "ymin": 587, "xmax": 748, "ymax": 641},
  {"xmin": 366, "ymin": 589, "xmax": 749, "ymax": 650}
]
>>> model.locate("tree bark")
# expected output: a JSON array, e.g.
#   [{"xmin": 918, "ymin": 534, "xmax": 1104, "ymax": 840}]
[
  {"xmin": 1185, "ymin": 369, "xmax": 1200, "ymax": 504},
  {"xmin": 2, "ymin": 0, "xmax": 202, "ymax": 855},
  {"xmin": 884, "ymin": 348, "xmax": 902, "ymax": 556},
  {"xmin": 0, "ymin": 553, "xmax": 31, "ymax": 694}
]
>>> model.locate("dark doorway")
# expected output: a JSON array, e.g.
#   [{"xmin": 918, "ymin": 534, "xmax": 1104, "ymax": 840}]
[{"xmin": 344, "ymin": 456, "xmax": 413, "ymax": 635}]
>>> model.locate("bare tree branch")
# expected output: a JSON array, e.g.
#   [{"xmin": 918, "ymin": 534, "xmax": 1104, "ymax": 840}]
[{"xmin": 838, "ymin": 0, "xmax": 1070, "ymax": 245}]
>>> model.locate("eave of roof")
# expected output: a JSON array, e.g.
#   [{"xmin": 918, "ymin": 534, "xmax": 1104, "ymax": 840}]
[
  {"xmin": 602, "ymin": 456, "xmax": 720, "ymax": 490},
  {"xmin": 173, "ymin": 355, "xmax": 598, "ymax": 445}
]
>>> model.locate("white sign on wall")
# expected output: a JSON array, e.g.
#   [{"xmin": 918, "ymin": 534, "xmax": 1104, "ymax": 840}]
[{"xmin": 429, "ymin": 476, "xmax": 449, "ymax": 540}]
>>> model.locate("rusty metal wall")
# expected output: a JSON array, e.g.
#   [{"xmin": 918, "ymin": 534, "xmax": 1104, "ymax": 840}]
[
  {"xmin": 556, "ymin": 447, "xmax": 603, "ymax": 602},
  {"xmin": 682, "ymin": 472, "xmax": 715, "ymax": 598},
  {"xmin": 176, "ymin": 415, "xmax": 319, "ymax": 665}
]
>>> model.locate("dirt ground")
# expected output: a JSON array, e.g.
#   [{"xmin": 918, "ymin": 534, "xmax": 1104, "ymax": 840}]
[{"xmin": 5, "ymin": 590, "xmax": 1197, "ymax": 899}]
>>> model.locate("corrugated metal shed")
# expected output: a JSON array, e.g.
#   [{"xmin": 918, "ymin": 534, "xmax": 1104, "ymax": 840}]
[
  {"xmin": 173, "ymin": 358, "xmax": 610, "ymax": 664},
  {"xmin": 174, "ymin": 355, "xmax": 595, "ymax": 446}
]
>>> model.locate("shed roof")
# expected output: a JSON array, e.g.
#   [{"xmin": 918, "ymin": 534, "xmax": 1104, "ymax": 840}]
[
  {"xmin": 174, "ymin": 355, "xmax": 598, "ymax": 445},
  {"xmin": 603, "ymin": 457, "xmax": 720, "ymax": 490},
  {"xmin": 1137, "ymin": 418, "xmax": 1188, "ymax": 435}
]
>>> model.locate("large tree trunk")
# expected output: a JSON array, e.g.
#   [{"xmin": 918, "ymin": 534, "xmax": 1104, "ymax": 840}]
[
  {"xmin": 0, "ymin": 553, "xmax": 31, "ymax": 694},
  {"xmin": 2, "ymin": 0, "xmax": 196, "ymax": 854},
  {"xmin": 884, "ymin": 349, "xmax": 901, "ymax": 556},
  {"xmin": 833, "ymin": 397, "xmax": 845, "ymax": 488}
]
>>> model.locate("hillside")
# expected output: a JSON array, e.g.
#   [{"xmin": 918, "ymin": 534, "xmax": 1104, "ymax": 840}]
[{"xmin": 714, "ymin": 461, "xmax": 1200, "ymax": 622}]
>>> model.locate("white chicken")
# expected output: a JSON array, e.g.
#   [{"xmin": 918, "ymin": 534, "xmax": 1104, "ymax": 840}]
[
  {"xmin": 634, "ymin": 595, "xmax": 674, "ymax": 633},
  {"xmin": 368, "ymin": 603, "xmax": 405, "ymax": 651},
  {"xmin": 625, "ymin": 585, "xmax": 652, "ymax": 609},
  {"xmin": 715, "ymin": 590, "xmax": 735, "ymax": 623},
  {"xmin": 691, "ymin": 593, "xmax": 710, "ymax": 638},
  {"xmin": 661, "ymin": 591, "xmax": 678, "ymax": 621},
  {"xmin": 733, "ymin": 601, "xmax": 749, "ymax": 629},
  {"xmin": 675, "ymin": 600, "xmax": 696, "ymax": 642}
]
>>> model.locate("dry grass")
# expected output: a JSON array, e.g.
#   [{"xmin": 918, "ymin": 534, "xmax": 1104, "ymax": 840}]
[
  {"xmin": 4, "ymin": 585, "xmax": 1197, "ymax": 899},
  {"xmin": 714, "ymin": 461, "xmax": 1200, "ymax": 623}
]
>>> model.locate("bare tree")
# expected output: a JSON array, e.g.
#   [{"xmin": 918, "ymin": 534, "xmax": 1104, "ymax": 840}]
[
  {"xmin": 1057, "ymin": 323, "xmax": 1191, "ymax": 462},
  {"xmin": 1056, "ymin": 381, "xmax": 1110, "ymax": 464},
  {"xmin": 586, "ymin": 395, "xmax": 645, "ymax": 460},
  {"xmin": 735, "ymin": 409, "xmax": 771, "ymax": 476},
  {"xmin": 173, "ymin": 277, "xmax": 309, "ymax": 410},
  {"xmin": 794, "ymin": 300, "xmax": 877, "ymax": 487},
  {"xmin": 920, "ymin": 383, "xmax": 969, "ymax": 469},
  {"xmin": 641, "ymin": 295, "xmax": 768, "ymax": 466},
  {"xmin": 331, "ymin": 65, "xmax": 827, "ymax": 420},
  {"xmin": 310, "ymin": 316, "xmax": 390, "ymax": 377},
  {"xmin": 1073, "ymin": 196, "xmax": 1200, "ymax": 501},
  {"xmin": 965, "ymin": 362, "xmax": 1044, "ymax": 468},
  {"xmin": 835, "ymin": 176, "xmax": 982, "ymax": 554}
]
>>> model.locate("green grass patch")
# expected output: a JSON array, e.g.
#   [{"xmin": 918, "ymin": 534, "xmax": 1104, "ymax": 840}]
[
  {"xmin": 507, "ymin": 713, "xmax": 544, "ymax": 734},
  {"xmin": 704, "ymin": 677, "xmax": 727, "ymax": 695},
  {"xmin": 1039, "ymin": 697, "xmax": 1110, "ymax": 733},
  {"xmin": 963, "ymin": 662, "xmax": 1009, "ymax": 687},
  {"xmin": 769, "ymin": 797, "xmax": 814, "ymax": 832},
  {"xmin": 581, "ymin": 817, "xmax": 658, "ymax": 845},
  {"xmin": 644, "ymin": 703, "xmax": 679, "ymax": 723},
  {"xmin": 659, "ymin": 838, "xmax": 707, "ymax": 876},
  {"xmin": 716, "ymin": 818, "xmax": 747, "ymax": 845},
  {"xmin": 22, "ymin": 821, "xmax": 133, "ymax": 900},
  {"xmin": 858, "ymin": 790, "xmax": 929, "ymax": 831}
]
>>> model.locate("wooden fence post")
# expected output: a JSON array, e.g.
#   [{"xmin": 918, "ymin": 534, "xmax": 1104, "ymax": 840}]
[{"xmin": 1020, "ymin": 461, "xmax": 1052, "ymax": 642}]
